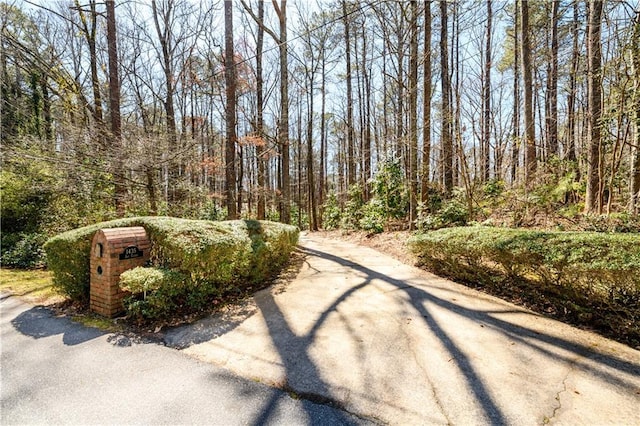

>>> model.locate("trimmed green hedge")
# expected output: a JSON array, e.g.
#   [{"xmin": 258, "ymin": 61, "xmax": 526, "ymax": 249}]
[
  {"xmin": 408, "ymin": 226, "xmax": 640, "ymax": 345},
  {"xmin": 44, "ymin": 217, "xmax": 299, "ymax": 307},
  {"xmin": 119, "ymin": 267, "xmax": 189, "ymax": 320}
]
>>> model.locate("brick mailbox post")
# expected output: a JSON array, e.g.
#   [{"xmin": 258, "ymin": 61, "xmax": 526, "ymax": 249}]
[{"xmin": 90, "ymin": 227, "xmax": 151, "ymax": 317}]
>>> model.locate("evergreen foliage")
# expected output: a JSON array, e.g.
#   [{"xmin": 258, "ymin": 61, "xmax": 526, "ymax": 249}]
[
  {"xmin": 44, "ymin": 217, "xmax": 299, "ymax": 309},
  {"xmin": 409, "ymin": 226, "xmax": 640, "ymax": 345}
]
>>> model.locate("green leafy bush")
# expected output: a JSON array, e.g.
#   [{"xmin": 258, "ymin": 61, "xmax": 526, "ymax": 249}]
[
  {"xmin": 359, "ymin": 199, "xmax": 386, "ymax": 234},
  {"xmin": 482, "ymin": 179, "xmax": 505, "ymax": 198},
  {"xmin": 370, "ymin": 158, "xmax": 407, "ymax": 220},
  {"xmin": 44, "ymin": 217, "xmax": 142, "ymax": 302},
  {"xmin": 341, "ymin": 184, "xmax": 365, "ymax": 229},
  {"xmin": 416, "ymin": 192, "xmax": 469, "ymax": 231},
  {"xmin": 44, "ymin": 217, "xmax": 299, "ymax": 307},
  {"xmin": 408, "ymin": 227, "xmax": 640, "ymax": 345},
  {"xmin": 1, "ymin": 232, "xmax": 47, "ymax": 269},
  {"xmin": 322, "ymin": 193, "xmax": 342, "ymax": 230},
  {"xmin": 120, "ymin": 267, "xmax": 189, "ymax": 320},
  {"xmin": 583, "ymin": 213, "xmax": 640, "ymax": 233}
]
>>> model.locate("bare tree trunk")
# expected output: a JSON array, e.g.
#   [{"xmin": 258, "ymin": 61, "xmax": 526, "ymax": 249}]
[
  {"xmin": 342, "ymin": 0, "xmax": 356, "ymax": 187},
  {"xmin": 224, "ymin": 0, "xmax": 237, "ymax": 219},
  {"xmin": 511, "ymin": 0, "xmax": 520, "ymax": 184},
  {"xmin": 521, "ymin": 0, "xmax": 536, "ymax": 184},
  {"xmin": 421, "ymin": 0, "xmax": 432, "ymax": 201},
  {"xmin": 482, "ymin": 0, "xmax": 492, "ymax": 183},
  {"xmin": 307, "ymin": 76, "xmax": 317, "ymax": 231},
  {"xmin": 362, "ymin": 25, "xmax": 372, "ymax": 201},
  {"xmin": 240, "ymin": 0, "xmax": 289, "ymax": 221},
  {"xmin": 74, "ymin": 0, "xmax": 103, "ymax": 129},
  {"xmin": 629, "ymin": 7, "xmax": 640, "ymax": 214},
  {"xmin": 106, "ymin": 0, "xmax": 125, "ymax": 217},
  {"xmin": 256, "ymin": 1, "xmax": 266, "ymax": 220},
  {"xmin": 296, "ymin": 99, "xmax": 302, "ymax": 229},
  {"xmin": 151, "ymin": 0, "xmax": 180, "ymax": 212},
  {"xmin": 585, "ymin": 0, "xmax": 603, "ymax": 214},
  {"xmin": 146, "ymin": 166, "xmax": 158, "ymax": 215},
  {"xmin": 566, "ymin": 0, "xmax": 579, "ymax": 165},
  {"xmin": 546, "ymin": 0, "xmax": 559, "ymax": 157},
  {"xmin": 408, "ymin": 0, "xmax": 418, "ymax": 229},
  {"xmin": 276, "ymin": 0, "xmax": 290, "ymax": 224},
  {"xmin": 382, "ymin": 36, "xmax": 389, "ymax": 155},
  {"xmin": 440, "ymin": 0, "xmax": 453, "ymax": 193},
  {"xmin": 396, "ymin": 4, "xmax": 405, "ymax": 162},
  {"xmin": 319, "ymin": 54, "xmax": 327, "ymax": 225}
]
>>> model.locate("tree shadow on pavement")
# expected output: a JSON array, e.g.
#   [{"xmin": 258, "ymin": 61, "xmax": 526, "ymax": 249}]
[
  {"xmin": 164, "ymin": 300, "xmax": 258, "ymax": 349},
  {"xmin": 251, "ymin": 244, "xmax": 640, "ymax": 424},
  {"xmin": 252, "ymin": 289, "xmax": 368, "ymax": 425},
  {"xmin": 11, "ymin": 306, "xmax": 104, "ymax": 346}
]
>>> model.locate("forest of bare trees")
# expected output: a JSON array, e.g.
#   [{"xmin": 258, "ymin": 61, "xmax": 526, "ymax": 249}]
[{"xmin": 2, "ymin": 0, "xmax": 640, "ymax": 252}]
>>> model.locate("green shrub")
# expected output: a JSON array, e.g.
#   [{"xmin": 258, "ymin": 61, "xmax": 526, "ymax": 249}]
[
  {"xmin": 370, "ymin": 158, "xmax": 408, "ymax": 220},
  {"xmin": 1, "ymin": 160, "xmax": 55, "ymax": 236},
  {"xmin": 225, "ymin": 219, "xmax": 299, "ymax": 282},
  {"xmin": 438, "ymin": 199, "xmax": 469, "ymax": 226},
  {"xmin": 341, "ymin": 184, "xmax": 365, "ymax": 229},
  {"xmin": 408, "ymin": 226, "xmax": 640, "ymax": 345},
  {"xmin": 1, "ymin": 232, "xmax": 47, "ymax": 269},
  {"xmin": 583, "ymin": 213, "xmax": 640, "ymax": 233},
  {"xmin": 44, "ymin": 217, "xmax": 299, "ymax": 306},
  {"xmin": 359, "ymin": 199, "xmax": 386, "ymax": 234},
  {"xmin": 416, "ymin": 197, "xmax": 469, "ymax": 231},
  {"xmin": 120, "ymin": 267, "xmax": 189, "ymax": 320},
  {"xmin": 322, "ymin": 193, "xmax": 342, "ymax": 230},
  {"xmin": 483, "ymin": 179, "xmax": 505, "ymax": 198},
  {"xmin": 44, "ymin": 217, "xmax": 142, "ymax": 302},
  {"xmin": 142, "ymin": 217, "xmax": 254, "ymax": 289}
]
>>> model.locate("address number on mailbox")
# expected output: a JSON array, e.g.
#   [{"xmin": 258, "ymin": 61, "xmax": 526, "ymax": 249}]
[{"xmin": 119, "ymin": 246, "xmax": 143, "ymax": 260}]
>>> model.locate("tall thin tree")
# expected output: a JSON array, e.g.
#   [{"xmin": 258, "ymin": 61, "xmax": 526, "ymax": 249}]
[
  {"xmin": 342, "ymin": 0, "xmax": 356, "ymax": 187},
  {"xmin": 421, "ymin": 1, "xmax": 432, "ymax": 200},
  {"xmin": 511, "ymin": 0, "xmax": 520, "ymax": 184},
  {"xmin": 629, "ymin": 6, "xmax": 640, "ymax": 214},
  {"xmin": 106, "ymin": 0, "xmax": 125, "ymax": 216},
  {"xmin": 546, "ymin": 0, "xmax": 559, "ymax": 157},
  {"xmin": 440, "ymin": 0, "xmax": 453, "ymax": 193},
  {"xmin": 585, "ymin": 0, "xmax": 603, "ymax": 214},
  {"xmin": 521, "ymin": 0, "xmax": 536, "ymax": 184},
  {"xmin": 482, "ymin": 0, "xmax": 492, "ymax": 182},
  {"xmin": 224, "ymin": 0, "xmax": 237, "ymax": 219},
  {"xmin": 408, "ymin": 0, "xmax": 418, "ymax": 228},
  {"xmin": 566, "ymin": 0, "xmax": 579, "ymax": 165},
  {"xmin": 256, "ymin": 0, "xmax": 266, "ymax": 220},
  {"xmin": 151, "ymin": 0, "xmax": 180, "ymax": 211}
]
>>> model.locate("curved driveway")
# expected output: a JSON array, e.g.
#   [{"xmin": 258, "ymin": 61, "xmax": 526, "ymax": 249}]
[
  {"xmin": 3, "ymin": 233, "xmax": 640, "ymax": 425},
  {"xmin": 170, "ymin": 233, "xmax": 640, "ymax": 425}
]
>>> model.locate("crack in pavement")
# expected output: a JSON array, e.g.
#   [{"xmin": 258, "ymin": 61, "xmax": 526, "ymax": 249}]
[
  {"xmin": 393, "ymin": 309, "xmax": 452, "ymax": 425},
  {"xmin": 544, "ymin": 354, "xmax": 582, "ymax": 424},
  {"xmin": 279, "ymin": 382, "xmax": 383, "ymax": 425}
]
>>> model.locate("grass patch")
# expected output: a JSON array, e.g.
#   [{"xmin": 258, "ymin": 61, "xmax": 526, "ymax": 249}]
[
  {"xmin": 72, "ymin": 314, "xmax": 122, "ymax": 332},
  {"xmin": 0, "ymin": 268, "xmax": 63, "ymax": 305}
]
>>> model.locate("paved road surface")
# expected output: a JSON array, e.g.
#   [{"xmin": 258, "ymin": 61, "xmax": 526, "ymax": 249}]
[
  {"xmin": 167, "ymin": 233, "xmax": 640, "ymax": 425},
  {"xmin": 0, "ymin": 294, "xmax": 367, "ymax": 425},
  {"xmin": 3, "ymin": 233, "xmax": 640, "ymax": 425}
]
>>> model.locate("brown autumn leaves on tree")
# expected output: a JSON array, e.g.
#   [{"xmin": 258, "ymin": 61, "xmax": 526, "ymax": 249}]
[{"xmin": 2, "ymin": 0, "xmax": 640, "ymax": 232}]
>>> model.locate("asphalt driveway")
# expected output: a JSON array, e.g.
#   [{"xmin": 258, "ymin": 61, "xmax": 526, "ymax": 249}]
[{"xmin": 0, "ymin": 294, "xmax": 367, "ymax": 425}]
